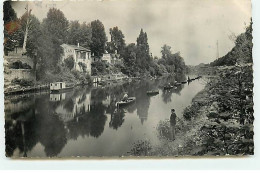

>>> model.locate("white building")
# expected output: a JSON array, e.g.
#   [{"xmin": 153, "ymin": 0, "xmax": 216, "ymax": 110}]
[
  {"xmin": 101, "ymin": 51, "xmax": 121, "ymax": 65},
  {"xmin": 102, "ymin": 52, "xmax": 112, "ymax": 64},
  {"xmin": 61, "ymin": 44, "xmax": 92, "ymax": 75}
]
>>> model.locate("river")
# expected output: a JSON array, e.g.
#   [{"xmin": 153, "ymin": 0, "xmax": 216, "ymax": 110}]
[{"xmin": 5, "ymin": 74, "xmax": 205, "ymax": 157}]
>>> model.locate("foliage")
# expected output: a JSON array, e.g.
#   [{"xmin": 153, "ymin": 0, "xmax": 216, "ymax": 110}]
[
  {"xmin": 91, "ymin": 61, "xmax": 108, "ymax": 76},
  {"xmin": 67, "ymin": 21, "xmax": 92, "ymax": 48},
  {"xmin": 41, "ymin": 8, "xmax": 69, "ymax": 67},
  {"xmin": 3, "ymin": 1, "xmax": 17, "ymax": 24},
  {"xmin": 78, "ymin": 62, "xmax": 87, "ymax": 72},
  {"xmin": 106, "ymin": 26, "xmax": 126, "ymax": 54},
  {"xmin": 3, "ymin": 1, "xmax": 20, "ymax": 55},
  {"xmin": 210, "ymin": 20, "xmax": 253, "ymax": 66},
  {"xmin": 158, "ymin": 45, "xmax": 186, "ymax": 74},
  {"xmin": 136, "ymin": 29, "xmax": 151, "ymax": 71},
  {"xmin": 11, "ymin": 78, "xmax": 34, "ymax": 87},
  {"xmin": 64, "ymin": 56, "xmax": 75, "ymax": 70},
  {"xmin": 9, "ymin": 61, "xmax": 32, "ymax": 69},
  {"xmin": 90, "ymin": 20, "xmax": 107, "ymax": 56}
]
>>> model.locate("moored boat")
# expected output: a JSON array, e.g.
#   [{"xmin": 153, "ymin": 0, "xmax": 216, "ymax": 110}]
[
  {"xmin": 164, "ymin": 85, "xmax": 174, "ymax": 90},
  {"xmin": 147, "ymin": 90, "xmax": 159, "ymax": 95},
  {"xmin": 50, "ymin": 82, "xmax": 73, "ymax": 93},
  {"xmin": 174, "ymin": 83, "xmax": 182, "ymax": 86},
  {"xmin": 116, "ymin": 97, "xmax": 136, "ymax": 107}
]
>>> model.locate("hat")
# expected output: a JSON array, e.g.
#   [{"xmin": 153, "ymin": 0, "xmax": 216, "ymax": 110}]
[{"xmin": 171, "ymin": 109, "xmax": 175, "ymax": 112}]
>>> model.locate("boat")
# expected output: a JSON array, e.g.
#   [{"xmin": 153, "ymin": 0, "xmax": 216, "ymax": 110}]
[
  {"xmin": 50, "ymin": 82, "xmax": 73, "ymax": 93},
  {"xmin": 147, "ymin": 90, "xmax": 159, "ymax": 95},
  {"xmin": 181, "ymin": 81, "xmax": 187, "ymax": 84},
  {"xmin": 174, "ymin": 83, "xmax": 182, "ymax": 86},
  {"xmin": 164, "ymin": 85, "xmax": 174, "ymax": 90},
  {"xmin": 116, "ymin": 97, "xmax": 136, "ymax": 107}
]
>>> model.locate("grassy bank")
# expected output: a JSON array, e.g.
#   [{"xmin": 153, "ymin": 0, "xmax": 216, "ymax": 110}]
[{"xmin": 129, "ymin": 64, "xmax": 254, "ymax": 156}]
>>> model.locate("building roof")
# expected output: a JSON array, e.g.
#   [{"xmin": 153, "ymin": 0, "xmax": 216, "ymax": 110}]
[{"xmin": 61, "ymin": 44, "xmax": 91, "ymax": 52}]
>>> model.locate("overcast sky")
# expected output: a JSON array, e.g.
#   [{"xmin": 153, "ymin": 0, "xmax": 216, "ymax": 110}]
[{"xmin": 12, "ymin": 0, "xmax": 251, "ymax": 65}]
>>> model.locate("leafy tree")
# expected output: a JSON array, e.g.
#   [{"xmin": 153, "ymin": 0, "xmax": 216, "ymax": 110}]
[
  {"xmin": 136, "ymin": 29, "xmax": 151, "ymax": 71},
  {"xmin": 3, "ymin": 1, "xmax": 19, "ymax": 55},
  {"xmin": 3, "ymin": 0, "xmax": 17, "ymax": 24},
  {"xmin": 23, "ymin": 15, "xmax": 42, "ymax": 73},
  {"xmin": 64, "ymin": 56, "xmax": 75, "ymax": 70},
  {"xmin": 79, "ymin": 22, "xmax": 92, "ymax": 48},
  {"xmin": 210, "ymin": 20, "xmax": 253, "ymax": 66},
  {"xmin": 107, "ymin": 26, "xmax": 126, "ymax": 54},
  {"xmin": 67, "ymin": 21, "xmax": 92, "ymax": 48},
  {"xmin": 67, "ymin": 20, "xmax": 81, "ymax": 45},
  {"xmin": 42, "ymin": 8, "xmax": 69, "ymax": 67},
  {"xmin": 121, "ymin": 43, "xmax": 137, "ymax": 76},
  {"xmin": 161, "ymin": 44, "xmax": 172, "ymax": 59},
  {"xmin": 90, "ymin": 20, "xmax": 107, "ymax": 56}
]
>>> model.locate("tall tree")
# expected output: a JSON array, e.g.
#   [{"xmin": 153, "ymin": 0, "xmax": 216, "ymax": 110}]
[
  {"xmin": 3, "ymin": 0, "xmax": 17, "ymax": 24},
  {"xmin": 24, "ymin": 15, "xmax": 42, "ymax": 74},
  {"xmin": 67, "ymin": 20, "xmax": 81, "ymax": 45},
  {"xmin": 136, "ymin": 29, "xmax": 151, "ymax": 71},
  {"xmin": 42, "ymin": 8, "xmax": 69, "ymax": 68},
  {"xmin": 90, "ymin": 20, "xmax": 107, "ymax": 56},
  {"xmin": 161, "ymin": 44, "xmax": 172, "ymax": 59},
  {"xmin": 122, "ymin": 43, "xmax": 137, "ymax": 76},
  {"xmin": 79, "ymin": 22, "xmax": 92, "ymax": 48},
  {"xmin": 3, "ymin": 1, "xmax": 19, "ymax": 55},
  {"xmin": 107, "ymin": 26, "xmax": 126, "ymax": 54}
]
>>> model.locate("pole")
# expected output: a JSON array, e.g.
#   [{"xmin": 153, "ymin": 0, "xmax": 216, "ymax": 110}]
[{"xmin": 22, "ymin": 3, "xmax": 31, "ymax": 53}]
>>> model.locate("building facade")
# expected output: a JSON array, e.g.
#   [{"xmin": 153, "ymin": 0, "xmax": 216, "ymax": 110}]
[{"xmin": 61, "ymin": 44, "xmax": 92, "ymax": 75}]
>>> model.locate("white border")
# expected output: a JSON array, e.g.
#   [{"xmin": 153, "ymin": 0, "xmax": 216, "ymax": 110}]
[{"xmin": 0, "ymin": 0, "xmax": 260, "ymax": 170}]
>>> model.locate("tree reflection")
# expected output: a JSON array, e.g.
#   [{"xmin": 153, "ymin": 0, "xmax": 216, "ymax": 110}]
[
  {"xmin": 66, "ymin": 102, "xmax": 107, "ymax": 139},
  {"xmin": 109, "ymin": 108, "xmax": 125, "ymax": 130},
  {"xmin": 35, "ymin": 97, "xmax": 67, "ymax": 157}
]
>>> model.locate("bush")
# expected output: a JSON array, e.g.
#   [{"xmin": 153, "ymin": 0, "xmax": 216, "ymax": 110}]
[
  {"xmin": 64, "ymin": 56, "xmax": 74, "ymax": 70},
  {"xmin": 11, "ymin": 78, "xmax": 34, "ymax": 87},
  {"xmin": 9, "ymin": 61, "xmax": 32, "ymax": 69}
]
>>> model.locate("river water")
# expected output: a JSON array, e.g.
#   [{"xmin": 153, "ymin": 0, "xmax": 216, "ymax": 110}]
[{"xmin": 5, "ymin": 74, "xmax": 205, "ymax": 157}]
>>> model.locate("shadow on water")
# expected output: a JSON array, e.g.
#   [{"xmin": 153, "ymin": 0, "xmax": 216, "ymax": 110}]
[{"xmin": 5, "ymin": 73, "xmax": 191, "ymax": 157}]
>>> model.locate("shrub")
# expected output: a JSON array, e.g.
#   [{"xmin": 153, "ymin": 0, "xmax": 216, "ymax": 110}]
[
  {"xmin": 11, "ymin": 78, "xmax": 34, "ymax": 87},
  {"xmin": 9, "ymin": 61, "xmax": 32, "ymax": 69},
  {"xmin": 64, "ymin": 56, "xmax": 74, "ymax": 70}
]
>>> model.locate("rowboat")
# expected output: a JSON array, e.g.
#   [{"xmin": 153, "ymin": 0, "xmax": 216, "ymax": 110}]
[
  {"xmin": 164, "ymin": 85, "xmax": 174, "ymax": 90},
  {"xmin": 116, "ymin": 97, "xmax": 136, "ymax": 107},
  {"xmin": 174, "ymin": 83, "xmax": 182, "ymax": 86},
  {"xmin": 147, "ymin": 90, "xmax": 159, "ymax": 95}
]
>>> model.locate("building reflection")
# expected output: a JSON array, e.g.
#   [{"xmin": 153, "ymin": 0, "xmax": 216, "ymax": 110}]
[{"xmin": 5, "ymin": 74, "xmax": 187, "ymax": 157}]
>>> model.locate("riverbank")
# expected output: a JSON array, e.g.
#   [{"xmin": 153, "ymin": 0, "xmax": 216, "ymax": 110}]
[{"xmin": 129, "ymin": 64, "xmax": 254, "ymax": 156}]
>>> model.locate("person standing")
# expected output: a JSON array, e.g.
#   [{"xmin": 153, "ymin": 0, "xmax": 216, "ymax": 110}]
[{"xmin": 169, "ymin": 109, "xmax": 177, "ymax": 141}]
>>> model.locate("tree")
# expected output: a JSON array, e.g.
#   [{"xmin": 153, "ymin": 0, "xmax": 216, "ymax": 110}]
[
  {"xmin": 161, "ymin": 44, "xmax": 172, "ymax": 59},
  {"xmin": 136, "ymin": 29, "xmax": 151, "ymax": 71},
  {"xmin": 121, "ymin": 43, "xmax": 137, "ymax": 76},
  {"xmin": 41, "ymin": 8, "xmax": 69, "ymax": 69},
  {"xmin": 24, "ymin": 15, "xmax": 42, "ymax": 75},
  {"xmin": 67, "ymin": 21, "xmax": 92, "ymax": 48},
  {"xmin": 67, "ymin": 20, "xmax": 81, "ymax": 45},
  {"xmin": 3, "ymin": 1, "xmax": 19, "ymax": 55},
  {"xmin": 90, "ymin": 20, "xmax": 107, "ymax": 56},
  {"xmin": 107, "ymin": 26, "xmax": 126, "ymax": 54},
  {"xmin": 3, "ymin": 1, "xmax": 17, "ymax": 24},
  {"xmin": 64, "ymin": 56, "xmax": 75, "ymax": 70},
  {"xmin": 79, "ymin": 22, "xmax": 92, "ymax": 48}
]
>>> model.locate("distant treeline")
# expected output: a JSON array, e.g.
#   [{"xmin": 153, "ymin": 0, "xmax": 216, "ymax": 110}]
[
  {"xmin": 4, "ymin": 1, "xmax": 187, "ymax": 83},
  {"xmin": 210, "ymin": 20, "xmax": 253, "ymax": 66}
]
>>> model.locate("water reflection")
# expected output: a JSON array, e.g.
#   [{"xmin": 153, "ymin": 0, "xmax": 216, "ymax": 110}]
[{"xmin": 5, "ymin": 73, "xmax": 196, "ymax": 157}]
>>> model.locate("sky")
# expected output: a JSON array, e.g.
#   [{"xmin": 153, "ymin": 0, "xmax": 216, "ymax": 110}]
[{"xmin": 11, "ymin": 0, "xmax": 252, "ymax": 65}]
